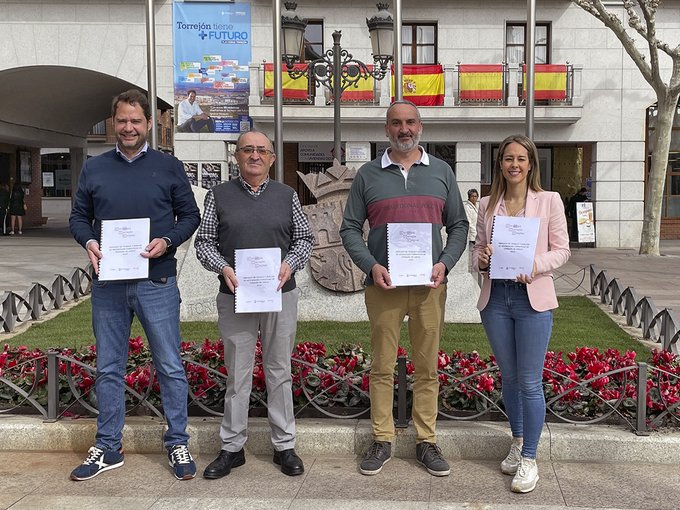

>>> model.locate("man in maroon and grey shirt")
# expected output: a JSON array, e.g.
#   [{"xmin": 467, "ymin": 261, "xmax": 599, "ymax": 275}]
[{"xmin": 340, "ymin": 100, "xmax": 468, "ymax": 477}]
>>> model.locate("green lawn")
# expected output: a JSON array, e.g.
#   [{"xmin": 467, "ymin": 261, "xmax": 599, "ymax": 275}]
[{"xmin": 4, "ymin": 296, "xmax": 648, "ymax": 357}]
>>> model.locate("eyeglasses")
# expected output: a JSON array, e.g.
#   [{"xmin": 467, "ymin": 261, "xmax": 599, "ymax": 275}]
[{"xmin": 236, "ymin": 146, "xmax": 274, "ymax": 156}]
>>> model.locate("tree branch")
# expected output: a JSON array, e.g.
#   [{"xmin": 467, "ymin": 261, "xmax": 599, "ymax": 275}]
[
  {"xmin": 572, "ymin": 0, "xmax": 655, "ymax": 86},
  {"xmin": 636, "ymin": 1, "xmax": 662, "ymax": 84}
]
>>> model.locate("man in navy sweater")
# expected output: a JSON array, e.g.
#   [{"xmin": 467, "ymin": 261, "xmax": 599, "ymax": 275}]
[{"xmin": 69, "ymin": 89, "xmax": 201, "ymax": 481}]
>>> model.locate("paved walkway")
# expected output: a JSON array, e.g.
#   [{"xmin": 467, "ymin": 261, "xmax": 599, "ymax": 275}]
[
  {"xmin": 3, "ymin": 450, "xmax": 679, "ymax": 510},
  {"xmin": 554, "ymin": 240, "xmax": 680, "ymax": 311},
  {"xmin": 1, "ymin": 416, "xmax": 679, "ymax": 510}
]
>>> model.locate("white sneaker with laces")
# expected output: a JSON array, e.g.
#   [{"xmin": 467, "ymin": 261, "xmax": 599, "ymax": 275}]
[
  {"xmin": 500, "ymin": 439, "xmax": 523, "ymax": 475},
  {"xmin": 511, "ymin": 456, "xmax": 539, "ymax": 493}
]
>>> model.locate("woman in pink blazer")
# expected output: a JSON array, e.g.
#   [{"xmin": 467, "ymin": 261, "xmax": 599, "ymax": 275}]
[{"xmin": 473, "ymin": 134, "xmax": 570, "ymax": 493}]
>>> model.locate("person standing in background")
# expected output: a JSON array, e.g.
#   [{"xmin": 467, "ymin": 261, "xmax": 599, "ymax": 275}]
[
  {"xmin": 464, "ymin": 188, "xmax": 479, "ymax": 270},
  {"xmin": 0, "ymin": 183, "xmax": 10, "ymax": 235},
  {"xmin": 9, "ymin": 182, "xmax": 26, "ymax": 235}
]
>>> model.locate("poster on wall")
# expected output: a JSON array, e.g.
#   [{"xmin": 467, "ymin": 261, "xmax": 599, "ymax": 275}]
[
  {"xmin": 201, "ymin": 163, "xmax": 222, "ymax": 189},
  {"xmin": 42, "ymin": 172, "xmax": 54, "ymax": 188},
  {"xmin": 576, "ymin": 202, "xmax": 595, "ymax": 243},
  {"xmin": 183, "ymin": 162, "xmax": 198, "ymax": 186},
  {"xmin": 19, "ymin": 151, "xmax": 31, "ymax": 183},
  {"xmin": 173, "ymin": 2, "xmax": 252, "ymax": 134}
]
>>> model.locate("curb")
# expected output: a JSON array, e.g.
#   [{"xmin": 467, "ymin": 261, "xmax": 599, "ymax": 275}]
[{"xmin": 1, "ymin": 415, "xmax": 678, "ymax": 464}]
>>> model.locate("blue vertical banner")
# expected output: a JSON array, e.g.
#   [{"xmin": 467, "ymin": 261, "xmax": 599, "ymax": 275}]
[{"xmin": 173, "ymin": 1, "xmax": 252, "ymax": 134}]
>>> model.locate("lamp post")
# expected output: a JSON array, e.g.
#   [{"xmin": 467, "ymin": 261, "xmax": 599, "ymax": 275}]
[{"xmin": 281, "ymin": 2, "xmax": 394, "ymax": 164}]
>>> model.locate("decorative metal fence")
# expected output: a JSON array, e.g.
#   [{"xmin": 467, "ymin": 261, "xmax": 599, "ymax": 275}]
[
  {"xmin": 589, "ymin": 265, "xmax": 679, "ymax": 355},
  {"xmin": 1, "ymin": 348, "xmax": 678, "ymax": 435},
  {"xmin": 1, "ymin": 263, "xmax": 678, "ymax": 435},
  {"xmin": 0, "ymin": 267, "xmax": 93, "ymax": 333}
]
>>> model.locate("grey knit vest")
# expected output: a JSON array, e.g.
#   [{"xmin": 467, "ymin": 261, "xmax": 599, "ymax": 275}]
[{"xmin": 212, "ymin": 179, "xmax": 296, "ymax": 294}]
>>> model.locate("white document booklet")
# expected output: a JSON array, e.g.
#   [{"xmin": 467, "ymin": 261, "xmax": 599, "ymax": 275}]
[
  {"xmin": 489, "ymin": 215, "xmax": 540, "ymax": 280},
  {"xmin": 98, "ymin": 218, "xmax": 150, "ymax": 281},
  {"xmin": 387, "ymin": 223, "xmax": 433, "ymax": 286},
  {"xmin": 234, "ymin": 247, "xmax": 282, "ymax": 313}
]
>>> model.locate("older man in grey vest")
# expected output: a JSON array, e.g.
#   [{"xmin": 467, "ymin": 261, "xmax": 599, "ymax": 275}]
[{"xmin": 195, "ymin": 130, "xmax": 314, "ymax": 479}]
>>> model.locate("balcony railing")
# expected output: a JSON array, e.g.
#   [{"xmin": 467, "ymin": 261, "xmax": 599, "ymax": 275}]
[{"xmin": 250, "ymin": 62, "xmax": 582, "ymax": 108}]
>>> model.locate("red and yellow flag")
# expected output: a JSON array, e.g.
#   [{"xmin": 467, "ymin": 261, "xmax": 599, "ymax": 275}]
[
  {"xmin": 391, "ymin": 64, "xmax": 444, "ymax": 106},
  {"xmin": 458, "ymin": 64, "xmax": 504, "ymax": 101},
  {"xmin": 523, "ymin": 64, "xmax": 567, "ymax": 101},
  {"xmin": 264, "ymin": 63, "xmax": 309, "ymax": 100},
  {"xmin": 334, "ymin": 65, "xmax": 374, "ymax": 102}
]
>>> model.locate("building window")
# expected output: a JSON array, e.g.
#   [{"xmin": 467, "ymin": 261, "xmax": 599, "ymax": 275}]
[
  {"xmin": 89, "ymin": 120, "xmax": 107, "ymax": 136},
  {"xmin": 661, "ymin": 152, "xmax": 680, "ymax": 217},
  {"xmin": 304, "ymin": 20, "xmax": 324, "ymax": 61},
  {"xmin": 505, "ymin": 22, "xmax": 550, "ymax": 64},
  {"xmin": 647, "ymin": 103, "xmax": 680, "ymax": 219},
  {"xmin": 402, "ymin": 23, "xmax": 437, "ymax": 64}
]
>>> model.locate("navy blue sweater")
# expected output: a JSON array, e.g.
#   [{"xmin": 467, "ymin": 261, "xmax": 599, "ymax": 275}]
[{"xmin": 69, "ymin": 149, "xmax": 200, "ymax": 280}]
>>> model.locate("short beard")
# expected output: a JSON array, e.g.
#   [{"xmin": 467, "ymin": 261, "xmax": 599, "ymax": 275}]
[{"xmin": 389, "ymin": 132, "xmax": 421, "ymax": 153}]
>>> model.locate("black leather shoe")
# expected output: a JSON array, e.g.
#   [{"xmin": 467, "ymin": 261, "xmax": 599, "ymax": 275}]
[
  {"xmin": 203, "ymin": 449, "xmax": 245, "ymax": 479},
  {"xmin": 273, "ymin": 448, "xmax": 304, "ymax": 476}
]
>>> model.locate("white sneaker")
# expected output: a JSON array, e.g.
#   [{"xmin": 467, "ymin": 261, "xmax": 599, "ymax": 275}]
[
  {"xmin": 511, "ymin": 457, "xmax": 539, "ymax": 493},
  {"xmin": 500, "ymin": 440, "xmax": 523, "ymax": 475}
]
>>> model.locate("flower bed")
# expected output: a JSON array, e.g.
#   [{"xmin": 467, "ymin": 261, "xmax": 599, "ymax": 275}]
[{"xmin": 1, "ymin": 340, "xmax": 678, "ymax": 429}]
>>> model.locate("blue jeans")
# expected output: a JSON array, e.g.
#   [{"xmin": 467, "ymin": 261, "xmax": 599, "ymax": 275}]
[
  {"xmin": 480, "ymin": 280, "xmax": 553, "ymax": 459},
  {"xmin": 91, "ymin": 276, "xmax": 189, "ymax": 451}
]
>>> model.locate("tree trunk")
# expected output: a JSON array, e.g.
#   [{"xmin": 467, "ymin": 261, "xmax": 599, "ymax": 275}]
[{"xmin": 640, "ymin": 91, "xmax": 679, "ymax": 255}]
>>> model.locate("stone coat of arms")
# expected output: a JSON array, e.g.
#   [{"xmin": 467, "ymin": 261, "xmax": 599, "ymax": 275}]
[{"xmin": 298, "ymin": 160, "xmax": 366, "ymax": 293}]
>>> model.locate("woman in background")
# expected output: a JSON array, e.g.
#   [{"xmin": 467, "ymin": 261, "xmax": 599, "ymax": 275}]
[
  {"xmin": 464, "ymin": 188, "xmax": 479, "ymax": 271},
  {"xmin": 473, "ymin": 134, "xmax": 570, "ymax": 493},
  {"xmin": 0, "ymin": 183, "xmax": 10, "ymax": 235},
  {"xmin": 9, "ymin": 182, "xmax": 26, "ymax": 235}
]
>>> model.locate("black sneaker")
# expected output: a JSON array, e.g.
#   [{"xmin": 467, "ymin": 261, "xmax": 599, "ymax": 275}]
[
  {"xmin": 168, "ymin": 444, "xmax": 197, "ymax": 480},
  {"xmin": 70, "ymin": 446, "xmax": 124, "ymax": 481},
  {"xmin": 359, "ymin": 441, "xmax": 392, "ymax": 475},
  {"xmin": 416, "ymin": 442, "xmax": 450, "ymax": 476}
]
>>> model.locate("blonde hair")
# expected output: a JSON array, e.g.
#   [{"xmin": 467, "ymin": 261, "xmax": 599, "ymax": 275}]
[{"xmin": 486, "ymin": 134, "xmax": 543, "ymax": 217}]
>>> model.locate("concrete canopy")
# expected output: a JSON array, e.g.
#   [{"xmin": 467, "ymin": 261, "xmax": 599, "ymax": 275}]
[{"xmin": 0, "ymin": 66, "xmax": 172, "ymax": 148}]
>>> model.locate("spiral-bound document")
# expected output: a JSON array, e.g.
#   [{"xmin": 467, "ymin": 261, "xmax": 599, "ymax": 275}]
[
  {"xmin": 234, "ymin": 247, "xmax": 282, "ymax": 313},
  {"xmin": 488, "ymin": 215, "xmax": 539, "ymax": 280},
  {"xmin": 387, "ymin": 223, "xmax": 433, "ymax": 286},
  {"xmin": 98, "ymin": 218, "xmax": 150, "ymax": 281}
]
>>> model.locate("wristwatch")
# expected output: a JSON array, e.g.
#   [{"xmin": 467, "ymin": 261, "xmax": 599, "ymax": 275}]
[{"xmin": 162, "ymin": 236, "xmax": 173, "ymax": 249}]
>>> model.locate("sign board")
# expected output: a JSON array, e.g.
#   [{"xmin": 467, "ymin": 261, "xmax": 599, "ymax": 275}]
[
  {"xmin": 298, "ymin": 142, "xmax": 345, "ymax": 163},
  {"xmin": 42, "ymin": 172, "xmax": 54, "ymax": 187},
  {"xmin": 173, "ymin": 2, "xmax": 252, "ymax": 134},
  {"xmin": 345, "ymin": 142, "xmax": 371, "ymax": 162},
  {"xmin": 576, "ymin": 202, "xmax": 595, "ymax": 243}
]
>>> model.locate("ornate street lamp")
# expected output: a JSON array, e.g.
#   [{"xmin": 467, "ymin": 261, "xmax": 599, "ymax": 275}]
[
  {"xmin": 281, "ymin": 2, "xmax": 394, "ymax": 164},
  {"xmin": 366, "ymin": 3, "xmax": 394, "ymax": 71}
]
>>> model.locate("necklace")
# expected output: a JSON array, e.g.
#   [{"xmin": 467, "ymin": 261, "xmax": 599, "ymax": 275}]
[{"xmin": 504, "ymin": 199, "xmax": 525, "ymax": 217}]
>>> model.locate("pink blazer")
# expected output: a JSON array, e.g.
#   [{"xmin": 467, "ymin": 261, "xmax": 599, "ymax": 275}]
[{"xmin": 473, "ymin": 190, "xmax": 570, "ymax": 312}]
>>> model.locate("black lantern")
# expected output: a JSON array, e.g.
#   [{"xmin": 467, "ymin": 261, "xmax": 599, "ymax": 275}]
[
  {"xmin": 281, "ymin": 1, "xmax": 307, "ymax": 67},
  {"xmin": 366, "ymin": 3, "xmax": 394, "ymax": 71}
]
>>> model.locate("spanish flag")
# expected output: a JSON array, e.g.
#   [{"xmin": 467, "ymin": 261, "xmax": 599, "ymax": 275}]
[
  {"xmin": 391, "ymin": 64, "xmax": 444, "ymax": 106},
  {"xmin": 333, "ymin": 65, "xmax": 374, "ymax": 102},
  {"xmin": 523, "ymin": 64, "xmax": 567, "ymax": 101},
  {"xmin": 458, "ymin": 64, "xmax": 504, "ymax": 101},
  {"xmin": 264, "ymin": 63, "xmax": 309, "ymax": 100}
]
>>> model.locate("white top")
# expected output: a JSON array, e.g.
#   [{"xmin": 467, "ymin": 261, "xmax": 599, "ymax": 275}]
[
  {"xmin": 464, "ymin": 199, "xmax": 479, "ymax": 242},
  {"xmin": 177, "ymin": 99, "xmax": 204, "ymax": 125}
]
